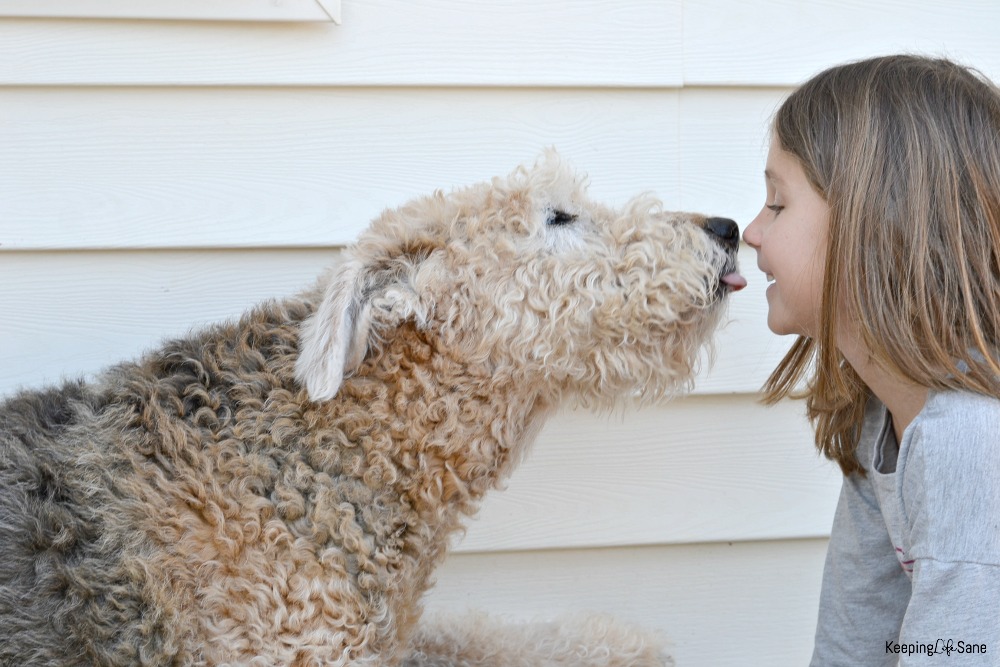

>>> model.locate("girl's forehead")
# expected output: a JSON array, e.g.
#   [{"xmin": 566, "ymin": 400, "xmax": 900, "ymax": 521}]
[{"xmin": 764, "ymin": 140, "xmax": 805, "ymax": 185}]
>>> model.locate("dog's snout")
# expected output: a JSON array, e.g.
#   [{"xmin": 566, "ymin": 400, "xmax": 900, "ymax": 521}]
[{"xmin": 703, "ymin": 217, "xmax": 740, "ymax": 250}]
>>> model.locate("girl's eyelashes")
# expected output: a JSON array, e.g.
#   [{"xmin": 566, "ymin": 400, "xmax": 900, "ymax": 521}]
[{"xmin": 766, "ymin": 203, "xmax": 784, "ymax": 214}]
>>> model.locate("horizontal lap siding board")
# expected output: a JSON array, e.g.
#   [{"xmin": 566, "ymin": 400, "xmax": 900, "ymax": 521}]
[
  {"xmin": 683, "ymin": 0, "xmax": 1000, "ymax": 86},
  {"xmin": 0, "ymin": 0, "xmax": 683, "ymax": 86},
  {"xmin": 425, "ymin": 539, "xmax": 828, "ymax": 666},
  {"xmin": 3, "ymin": 1, "xmax": 998, "ymax": 88},
  {"xmin": 0, "ymin": 250, "xmax": 335, "ymax": 392},
  {"xmin": 2, "ymin": 87, "xmax": 789, "ymax": 249},
  {"xmin": 1, "ymin": 87, "xmax": 683, "ymax": 250},
  {"xmin": 678, "ymin": 88, "xmax": 787, "ymax": 223},
  {"xmin": 0, "ymin": 247, "xmax": 787, "ymax": 396},
  {"xmin": 456, "ymin": 395, "xmax": 838, "ymax": 552}
]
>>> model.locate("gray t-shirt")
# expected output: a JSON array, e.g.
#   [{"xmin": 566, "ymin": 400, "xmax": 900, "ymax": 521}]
[{"xmin": 810, "ymin": 391, "xmax": 1000, "ymax": 666}]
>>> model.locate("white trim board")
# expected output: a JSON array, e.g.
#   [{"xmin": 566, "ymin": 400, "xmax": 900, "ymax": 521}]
[{"xmin": 0, "ymin": 0, "xmax": 340, "ymax": 23}]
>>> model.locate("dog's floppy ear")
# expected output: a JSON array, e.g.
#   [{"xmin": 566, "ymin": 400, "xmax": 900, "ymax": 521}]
[{"xmin": 295, "ymin": 257, "xmax": 428, "ymax": 402}]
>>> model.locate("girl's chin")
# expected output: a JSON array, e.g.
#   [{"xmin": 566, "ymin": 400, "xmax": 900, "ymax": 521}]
[
  {"xmin": 767, "ymin": 318, "xmax": 811, "ymax": 338},
  {"xmin": 766, "ymin": 311, "xmax": 798, "ymax": 337}
]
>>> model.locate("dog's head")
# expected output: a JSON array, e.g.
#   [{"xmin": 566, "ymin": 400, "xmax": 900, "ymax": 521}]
[{"xmin": 296, "ymin": 150, "xmax": 743, "ymax": 405}]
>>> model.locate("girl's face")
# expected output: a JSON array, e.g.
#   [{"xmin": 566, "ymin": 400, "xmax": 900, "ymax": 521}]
[{"xmin": 742, "ymin": 137, "xmax": 830, "ymax": 338}]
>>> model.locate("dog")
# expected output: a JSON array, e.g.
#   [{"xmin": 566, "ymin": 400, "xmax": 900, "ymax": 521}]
[{"xmin": 0, "ymin": 151, "xmax": 743, "ymax": 665}]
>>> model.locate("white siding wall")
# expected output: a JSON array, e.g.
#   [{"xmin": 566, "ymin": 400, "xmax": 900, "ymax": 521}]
[{"xmin": 2, "ymin": 2, "xmax": 997, "ymax": 664}]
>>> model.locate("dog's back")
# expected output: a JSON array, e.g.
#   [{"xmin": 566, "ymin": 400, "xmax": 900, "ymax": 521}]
[
  {"xmin": 0, "ymin": 382, "xmax": 153, "ymax": 665},
  {"xmin": 0, "ymin": 296, "xmax": 325, "ymax": 666}
]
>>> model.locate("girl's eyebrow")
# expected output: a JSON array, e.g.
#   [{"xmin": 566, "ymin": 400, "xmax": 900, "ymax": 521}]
[{"xmin": 764, "ymin": 168, "xmax": 783, "ymax": 183}]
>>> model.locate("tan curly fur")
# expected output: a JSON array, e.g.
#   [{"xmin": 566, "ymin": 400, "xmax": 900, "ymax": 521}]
[{"xmin": 0, "ymin": 151, "xmax": 739, "ymax": 666}]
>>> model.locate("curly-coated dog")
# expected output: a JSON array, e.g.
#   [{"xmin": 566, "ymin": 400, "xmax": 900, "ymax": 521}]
[{"xmin": 0, "ymin": 151, "xmax": 744, "ymax": 666}]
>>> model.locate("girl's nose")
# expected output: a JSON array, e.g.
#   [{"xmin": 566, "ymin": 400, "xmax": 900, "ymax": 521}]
[{"xmin": 742, "ymin": 215, "xmax": 762, "ymax": 249}]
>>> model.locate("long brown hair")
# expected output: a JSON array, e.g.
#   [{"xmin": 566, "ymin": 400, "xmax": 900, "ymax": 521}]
[{"xmin": 762, "ymin": 55, "xmax": 1000, "ymax": 475}]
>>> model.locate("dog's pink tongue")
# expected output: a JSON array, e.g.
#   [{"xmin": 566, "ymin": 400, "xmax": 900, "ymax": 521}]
[{"xmin": 721, "ymin": 272, "xmax": 747, "ymax": 291}]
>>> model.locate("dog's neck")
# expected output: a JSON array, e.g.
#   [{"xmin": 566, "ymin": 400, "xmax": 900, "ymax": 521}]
[
  {"xmin": 317, "ymin": 323, "xmax": 553, "ymax": 646},
  {"xmin": 341, "ymin": 323, "xmax": 552, "ymax": 510}
]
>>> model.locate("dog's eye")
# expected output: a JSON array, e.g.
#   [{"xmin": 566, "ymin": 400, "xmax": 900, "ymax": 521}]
[{"xmin": 547, "ymin": 210, "xmax": 577, "ymax": 226}]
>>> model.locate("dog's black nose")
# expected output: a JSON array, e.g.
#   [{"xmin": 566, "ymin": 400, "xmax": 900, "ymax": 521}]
[{"xmin": 703, "ymin": 217, "xmax": 740, "ymax": 250}]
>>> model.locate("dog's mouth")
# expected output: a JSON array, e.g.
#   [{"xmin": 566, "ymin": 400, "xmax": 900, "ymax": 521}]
[
  {"xmin": 702, "ymin": 222, "xmax": 745, "ymax": 298},
  {"xmin": 719, "ymin": 267, "xmax": 747, "ymax": 292},
  {"xmin": 716, "ymin": 257, "xmax": 746, "ymax": 298}
]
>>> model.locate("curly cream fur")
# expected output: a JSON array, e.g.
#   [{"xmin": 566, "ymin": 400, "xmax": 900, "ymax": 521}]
[
  {"xmin": 405, "ymin": 613, "xmax": 674, "ymax": 667},
  {"xmin": 0, "ymin": 151, "xmax": 737, "ymax": 666}
]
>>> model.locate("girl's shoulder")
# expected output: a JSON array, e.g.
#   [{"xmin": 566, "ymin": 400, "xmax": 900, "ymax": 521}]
[
  {"xmin": 919, "ymin": 389, "xmax": 1000, "ymax": 438},
  {"xmin": 903, "ymin": 390, "xmax": 1000, "ymax": 564},
  {"xmin": 906, "ymin": 389, "xmax": 1000, "ymax": 475}
]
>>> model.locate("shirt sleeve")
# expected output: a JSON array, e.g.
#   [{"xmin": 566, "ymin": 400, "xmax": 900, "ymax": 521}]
[
  {"xmin": 897, "ymin": 392, "xmax": 1000, "ymax": 665},
  {"xmin": 899, "ymin": 559, "xmax": 1000, "ymax": 665},
  {"xmin": 810, "ymin": 471, "xmax": 912, "ymax": 666}
]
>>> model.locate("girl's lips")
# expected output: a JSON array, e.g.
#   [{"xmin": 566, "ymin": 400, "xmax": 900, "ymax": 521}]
[{"xmin": 721, "ymin": 271, "xmax": 748, "ymax": 291}]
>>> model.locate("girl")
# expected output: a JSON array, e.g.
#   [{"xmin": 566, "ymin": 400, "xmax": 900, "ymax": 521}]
[{"xmin": 742, "ymin": 55, "xmax": 1000, "ymax": 665}]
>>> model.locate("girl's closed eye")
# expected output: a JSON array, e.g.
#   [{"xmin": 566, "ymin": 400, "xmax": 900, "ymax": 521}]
[{"xmin": 766, "ymin": 203, "xmax": 784, "ymax": 214}]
